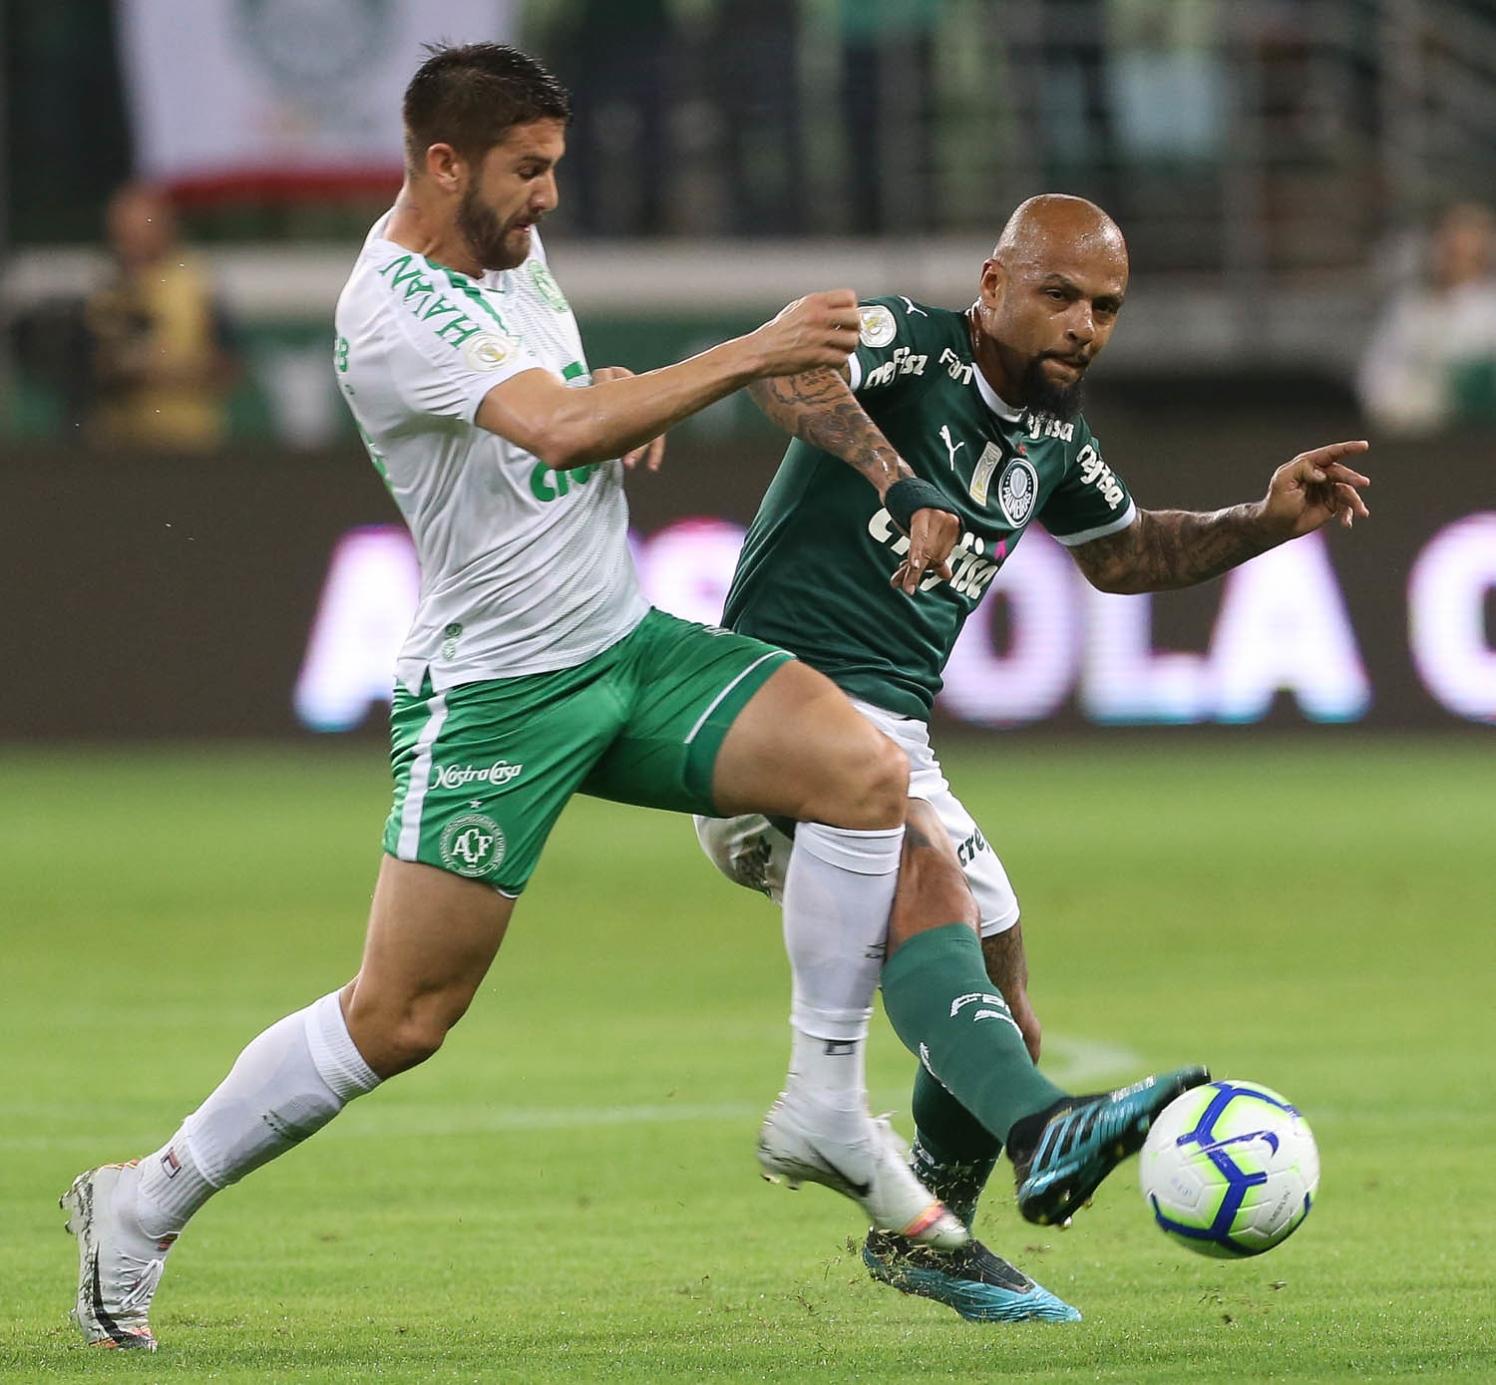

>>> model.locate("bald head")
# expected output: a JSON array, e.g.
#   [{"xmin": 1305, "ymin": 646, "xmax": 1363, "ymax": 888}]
[
  {"xmin": 971, "ymin": 195, "xmax": 1130, "ymax": 419},
  {"xmin": 993, "ymin": 194, "xmax": 1128, "ymax": 276}
]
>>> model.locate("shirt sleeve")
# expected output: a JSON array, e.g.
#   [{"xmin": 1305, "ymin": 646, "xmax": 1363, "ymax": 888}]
[
  {"xmin": 846, "ymin": 296, "xmax": 927, "ymax": 399},
  {"xmin": 382, "ymin": 297, "xmax": 546, "ymax": 425},
  {"xmin": 1039, "ymin": 418, "xmax": 1138, "ymax": 546}
]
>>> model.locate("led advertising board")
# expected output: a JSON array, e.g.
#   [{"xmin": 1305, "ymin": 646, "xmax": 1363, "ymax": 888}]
[{"xmin": 3, "ymin": 418, "xmax": 1491, "ymax": 738}]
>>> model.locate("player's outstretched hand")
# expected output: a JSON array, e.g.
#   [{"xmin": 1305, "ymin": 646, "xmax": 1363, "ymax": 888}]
[
  {"xmin": 1262, "ymin": 440, "xmax": 1371, "ymax": 538},
  {"xmin": 753, "ymin": 290, "xmax": 861, "ymax": 377},
  {"xmin": 890, "ymin": 506, "xmax": 959, "ymax": 595},
  {"xmin": 591, "ymin": 366, "xmax": 667, "ymax": 472}
]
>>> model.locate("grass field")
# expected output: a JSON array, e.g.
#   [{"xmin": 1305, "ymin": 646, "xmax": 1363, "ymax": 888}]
[{"xmin": 1, "ymin": 740, "xmax": 1492, "ymax": 1382}]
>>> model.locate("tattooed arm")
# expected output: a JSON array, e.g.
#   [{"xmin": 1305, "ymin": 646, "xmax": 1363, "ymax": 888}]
[
  {"xmin": 749, "ymin": 368, "xmax": 959, "ymax": 594},
  {"xmin": 750, "ymin": 366, "xmax": 907, "ymax": 494},
  {"xmin": 982, "ymin": 924, "xmax": 1043, "ymax": 1063},
  {"xmin": 1070, "ymin": 440, "xmax": 1373, "ymax": 595},
  {"xmin": 1070, "ymin": 504, "xmax": 1275, "ymax": 594}
]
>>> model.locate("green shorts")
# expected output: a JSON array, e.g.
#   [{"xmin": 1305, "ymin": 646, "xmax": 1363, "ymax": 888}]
[{"xmin": 382, "ymin": 608, "xmax": 793, "ymax": 895}]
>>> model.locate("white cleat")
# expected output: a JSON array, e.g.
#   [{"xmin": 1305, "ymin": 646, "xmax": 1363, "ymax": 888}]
[
  {"xmin": 757, "ymin": 1099, "xmax": 969, "ymax": 1250},
  {"xmin": 61, "ymin": 1162, "xmax": 173, "ymax": 1351}
]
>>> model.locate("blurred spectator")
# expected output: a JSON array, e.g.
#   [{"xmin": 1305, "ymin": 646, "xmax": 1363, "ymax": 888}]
[
  {"xmin": 1358, "ymin": 203, "xmax": 1496, "ymax": 436},
  {"xmin": 84, "ymin": 184, "xmax": 237, "ymax": 453}
]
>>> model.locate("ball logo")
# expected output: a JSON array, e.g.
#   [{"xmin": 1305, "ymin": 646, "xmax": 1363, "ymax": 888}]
[
  {"xmin": 997, "ymin": 457, "xmax": 1038, "ymax": 526},
  {"xmin": 439, "ymin": 812, "xmax": 506, "ymax": 878},
  {"xmin": 858, "ymin": 305, "xmax": 897, "ymax": 348},
  {"xmin": 461, "ymin": 332, "xmax": 520, "ymax": 372}
]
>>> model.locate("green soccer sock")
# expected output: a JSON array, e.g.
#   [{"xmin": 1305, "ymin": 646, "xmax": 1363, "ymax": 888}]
[
  {"xmin": 882, "ymin": 923, "xmax": 1067, "ymax": 1148},
  {"xmin": 909, "ymin": 1063, "xmax": 999, "ymax": 1228}
]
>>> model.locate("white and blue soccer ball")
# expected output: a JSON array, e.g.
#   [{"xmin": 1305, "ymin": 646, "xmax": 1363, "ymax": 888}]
[{"xmin": 1139, "ymin": 1079, "xmax": 1319, "ymax": 1258}]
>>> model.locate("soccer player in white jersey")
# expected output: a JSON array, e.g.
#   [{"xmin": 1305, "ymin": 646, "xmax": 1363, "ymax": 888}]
[{"xmin": 60, "ymin": 43, "xmax": 976, "ymax": 1351}]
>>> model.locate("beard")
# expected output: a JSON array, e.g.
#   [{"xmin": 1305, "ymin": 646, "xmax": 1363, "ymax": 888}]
[
  {"xmin": 457, "ymin": 186, "xmax": 526, "ymax": 272},
  {"xmin": 1018, "ymin": 354, "xmax": 1086, "ymax": 420}
]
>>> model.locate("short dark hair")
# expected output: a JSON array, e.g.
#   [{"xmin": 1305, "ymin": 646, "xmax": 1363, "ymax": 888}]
[{"xmin": 403, "ymin": 42, "xmax": 571, "ymax": 170}]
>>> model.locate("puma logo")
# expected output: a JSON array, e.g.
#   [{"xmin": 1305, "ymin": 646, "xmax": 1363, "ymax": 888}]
[{"xmin": 939, "ymin": 425, "xmax": 966, "ymax": 470}]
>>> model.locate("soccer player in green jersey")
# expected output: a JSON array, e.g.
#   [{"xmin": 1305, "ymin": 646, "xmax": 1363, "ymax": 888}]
[
  {"xmin": 699, "ymin": 193, "xmax": 1371, "ymax": 1321},
  {"xmin": 61, "ymin": 43, "xmax": 992, "ymax": 1352}
]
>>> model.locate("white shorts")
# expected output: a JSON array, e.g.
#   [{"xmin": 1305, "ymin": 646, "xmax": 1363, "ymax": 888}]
[{"xmin": 694, "ymin": 698, "xmax": 1020, "ymax": 937}]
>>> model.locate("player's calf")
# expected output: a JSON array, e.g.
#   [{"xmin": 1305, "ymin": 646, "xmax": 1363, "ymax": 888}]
[{"xmin": 887, "ymin": 798, "xmax": 979, "ymax": 952}]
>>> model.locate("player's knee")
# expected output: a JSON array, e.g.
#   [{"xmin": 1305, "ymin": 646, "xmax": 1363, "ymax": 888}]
[
  {"xmin": 347, "ymin": 991, "xmax": 467, "ymax": 1078},
  {"xmin": 380, "ymin": 1014, "xmax": 449, "ymax": 1074}
]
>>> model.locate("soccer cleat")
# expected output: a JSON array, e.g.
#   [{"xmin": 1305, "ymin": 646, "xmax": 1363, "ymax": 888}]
[
  {"xmin": 1012, "ymin": 1066, "xmax": 1211, "ymax": 1227},
  {"xmin": 862, "ymin": 1228, "xmax": 1081, "ymax": 1322},
  {"xmin": 757, "ymin": 1100, "xmax": 968, "ymax": 1251},
  {"xmin": 61, "ymin": 1162, "xmax": 174, "ymax": 1351}
]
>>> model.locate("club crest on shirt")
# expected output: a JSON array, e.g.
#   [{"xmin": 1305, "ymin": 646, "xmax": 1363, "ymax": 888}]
[
  {"xmin": 529, "ymin": 261, "xmax": 570, "ymax": 312},
  {"xmin": 996, "ymin": 456, "xmax": 1039, "ymax": 526},
  {"xmin": 461, "ymin": 331, "xmax": 520, "ymax": 371},
  {"xmin": 858, "ymin": 305, "xmax": 897, "ymax": 348}
]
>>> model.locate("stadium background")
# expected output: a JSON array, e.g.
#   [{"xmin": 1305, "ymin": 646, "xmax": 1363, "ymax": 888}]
[
  {"xmin": 3, "ymin": 0, "xmax": 1494, "ymax": 740},
  {"xmin": 2, "ymin": 2, "xmax": 1493, "ymax": 1380}
]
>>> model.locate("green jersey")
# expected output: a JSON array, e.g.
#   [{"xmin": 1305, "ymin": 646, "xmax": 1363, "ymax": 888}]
[{"xmin": 724, "ymin": 296, "xmax": 1137, "ymax": 719}]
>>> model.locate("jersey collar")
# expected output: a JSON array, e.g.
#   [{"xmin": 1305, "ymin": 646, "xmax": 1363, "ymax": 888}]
[
  {"xmin": 971, "ymin": 365, "xmax": 1024, "ymax": 423},
  {"xmin": 963, "ymin": 306, "xmax": 1025, "ymax": 422}
]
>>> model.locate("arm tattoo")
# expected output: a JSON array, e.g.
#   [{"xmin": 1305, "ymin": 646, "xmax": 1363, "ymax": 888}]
[
  {"xmin": 981, "ymin": 923, "xmax": 1029, "ymax": 1007},
  {"xmin": 749, "ymin": 369, "xmax": 910, "ymax": 496},
  {"xmin": 1071, "ymin": 505, "xmax": 1276, "ymax": 594}
]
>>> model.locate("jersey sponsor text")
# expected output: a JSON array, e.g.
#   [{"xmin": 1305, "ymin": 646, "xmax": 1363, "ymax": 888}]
[{"xmin": 435, "ymin": 760, "xmax": 524, "ymax": 791}]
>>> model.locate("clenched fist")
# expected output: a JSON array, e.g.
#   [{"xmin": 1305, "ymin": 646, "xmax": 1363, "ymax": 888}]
[{"xmin": 751, "ymin": 290, "xmax": 862, "ymax": 377}]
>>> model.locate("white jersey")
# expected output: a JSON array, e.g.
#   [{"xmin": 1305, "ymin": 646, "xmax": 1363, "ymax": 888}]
[{"xmin": 334, "ymin": 215, "xmax": 647, "ymax": 693}]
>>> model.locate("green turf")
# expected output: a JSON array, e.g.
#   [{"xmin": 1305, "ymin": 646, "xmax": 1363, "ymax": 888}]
[{"xmin": 2, "ymin": 740, "xmax": 1491, "ymax": 1382}]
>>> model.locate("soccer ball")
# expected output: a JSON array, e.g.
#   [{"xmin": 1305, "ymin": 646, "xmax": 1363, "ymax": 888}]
[{"xmin": 1139, "ymin": 1079, "xmax": 1319, "ymax": 1257}]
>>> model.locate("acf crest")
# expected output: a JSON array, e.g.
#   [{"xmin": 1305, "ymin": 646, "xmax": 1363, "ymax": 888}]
[
  {"xmin": 439, "ymin": 812, "xmax": 507, "ymax": 879},
  {"xmin": 529, "ymin": 261, "xmax": 570, "ymax": 312}
]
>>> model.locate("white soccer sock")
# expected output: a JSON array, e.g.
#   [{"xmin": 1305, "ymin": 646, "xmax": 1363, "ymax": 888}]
[
  {"xmin": 135, "ymin": 991, "xmax": 380, "ymax": 1238},
  {"xmin": 780, "ymin": 821, "xmax": 903, "ymax": 1116}
]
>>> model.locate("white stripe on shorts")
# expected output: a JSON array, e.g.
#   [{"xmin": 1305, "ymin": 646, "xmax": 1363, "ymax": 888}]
[
  {"xmin": 682, "ymin": 651, "xmax": 789, "ymax": 746},
  {"xmin": 397, "ymin": 692, "xmax": 449, "ymax": 860}
]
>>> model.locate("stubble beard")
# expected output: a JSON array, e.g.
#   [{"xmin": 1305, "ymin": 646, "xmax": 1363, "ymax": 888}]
[{"xmin": 457, "ymin": 186, "xmax": 525, "ymax": 273}]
